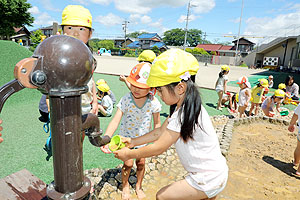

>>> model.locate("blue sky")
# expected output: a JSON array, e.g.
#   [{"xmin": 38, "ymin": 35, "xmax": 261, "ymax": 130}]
[{"xmin": 27, "ymin": 0, "xmax": 300, "ymax": 45}]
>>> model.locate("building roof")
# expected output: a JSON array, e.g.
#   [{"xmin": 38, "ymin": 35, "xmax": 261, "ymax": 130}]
[
  {"xmin": 138, "ymin": 33, "xmax": 160, "ymax": 39},
  {"xmin": 127, "ymin": 41, "xmax": 140, "ymax": 48},
  {"xmin": 232, "ymin": 37, "xmax": 255, "ymax": 45},
  {"xmin": 196, "ymin": 44, "xmax": 222, "ymax": 51},
  {"xmin": 150, "ymin": 42, "xmax": 166, "ymax": 49},
  {"xmin": 220, "ymin": 45, "xmax": 234, "ymax": 50}
]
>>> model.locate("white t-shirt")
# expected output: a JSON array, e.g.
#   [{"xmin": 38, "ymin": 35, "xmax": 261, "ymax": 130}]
[
  {"xmin": 238, "ymin": 88, "xmax": 250, "ymax": 106},
  {"xmin": 294, "ymin": 105, "xmax": 300, "ymax": 130},
  {"xmin": 167, "ymin": 106, "xmax": 228, "ymax": 191},
  {"xmin": 215, "ymin": 75, "xmax": 228, "ymax": 91},
  {"xmin": 117, "ymin": 93, "xmax": 161, "ymax": 139},
  {"xmin": 101, "ymin": 95, "xmax": 113, "ymax": 116}
]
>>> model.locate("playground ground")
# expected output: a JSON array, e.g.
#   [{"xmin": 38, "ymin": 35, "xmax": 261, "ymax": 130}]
[{"xmin": 0, "ymin": 52, "xmax": 299, "ymax": 194}]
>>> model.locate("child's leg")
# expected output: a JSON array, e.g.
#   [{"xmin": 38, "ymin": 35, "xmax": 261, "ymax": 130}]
[
  {"xmin": 228, "ymin": 94, "xmax": 233, "ymax": 110},
  {"xmin": 135, "ymin": 158, "xmax": 146, "ymax": 199},
  {"xmin": 253, "ymin": 103, "xmax": 259, "ymax": 115},
  {"xmin": 217, "ymin": 91, "xmax": 223, "ymax": 110},
  {"xmin": 238, "ymin": 106, "xmax": 246, "ymax": 118},
  {"xmin": 262, "ymin": 108, "xmax": 269, "ymax": 116},
  {"xmin": 294, "ymin": 138, "xmax": 300, "ymax": 167},
  {"xmin": 156, "ymin": 179, "xmax": 212, "ymax": 200},
  {"xmin": 249, "ymin": 103, "xmax": 255, "ymax": 115},
  {"xmin": 122, "ymin": 159, "xmax": 134, "ymax": 200}
]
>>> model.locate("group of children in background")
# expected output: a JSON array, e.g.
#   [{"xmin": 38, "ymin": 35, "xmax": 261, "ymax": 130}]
[{"xmin": 215, "ymin": 65, "xmax": 299, "ymax": 118}]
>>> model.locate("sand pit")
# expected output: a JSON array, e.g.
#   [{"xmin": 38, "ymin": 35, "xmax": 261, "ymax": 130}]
[{"xmin": 219, "ymin": 122, "xmax": 300, "ymax": 200}]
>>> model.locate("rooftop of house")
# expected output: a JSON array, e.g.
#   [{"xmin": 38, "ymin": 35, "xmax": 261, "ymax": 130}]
[{"xmin": 138, "ymin": 33, "xmax": 161, "ymax": 40}]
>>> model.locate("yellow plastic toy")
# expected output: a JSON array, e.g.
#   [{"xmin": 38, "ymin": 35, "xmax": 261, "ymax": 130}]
[{"xmin": 108, "ymin": 135, "xmax": 125, "ymax": 152}]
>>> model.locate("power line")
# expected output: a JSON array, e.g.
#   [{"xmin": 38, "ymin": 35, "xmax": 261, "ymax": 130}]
[{"xmin": 122, "ymin": 20, "xmax": 130, "ymax": 46}]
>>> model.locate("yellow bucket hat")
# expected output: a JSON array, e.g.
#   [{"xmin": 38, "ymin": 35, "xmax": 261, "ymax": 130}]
[
  {"xmin": 274, "ymin": 89, "xmax": 285, "ymax": 98},
  {"xmin": 259, "ymin": 78, "xmax": 269, "ymax": 88},
  {"xmin": 147, "ymin": 49, "xmax": 199, "ymax": 87},
  {"xmin": 278, "ymin": 83, "xmax": 286, "ymax": 90},
  {"xmin": 221, "ymin": 65, "xmax": 230, "ymax": 71},
  {"xmin": 61, "ymin": 5, "xmax": 92, "ymax": 28},
  {"xmin": 96, "ymin": 80, "xmax": 110, "ymax": 92},
  {"xmin": 137, "ymin": 50, "xmax": 156, "ymax": 63}
]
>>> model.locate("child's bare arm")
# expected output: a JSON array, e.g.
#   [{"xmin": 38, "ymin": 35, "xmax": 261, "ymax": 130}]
[
  {"xmin": 288, "ymin": 113, "xmax": 298, "ymax": 132},
  {"xmin": 152, "ymin": 112, "xmax": 161, "ymax": 129},
  {"xmin": 224, "ymin": 79, "xmax": 228, "ymax": 92},
  {"xmin": 91, "ymin": 80, "xmax": 98, "ymax": 115},
  {"xmin": 104, "ymin": 108, "xmax": 123, "ymax": 137},
  {"xmin": 114, "ymin": 124, "xmax": 180, "ymax": 161},
  {"xmin": 132, "ymin": 118, "xmax": 169, "ymax": 147}
]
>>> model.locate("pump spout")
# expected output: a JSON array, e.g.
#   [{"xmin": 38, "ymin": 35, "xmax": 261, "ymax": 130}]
[{"xmin": 82, "ymin": 113, "xmax": 111, "ymax": 147}]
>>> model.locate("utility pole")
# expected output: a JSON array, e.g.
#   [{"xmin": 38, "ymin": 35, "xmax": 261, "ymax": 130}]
[
  {"xmin": 183, "ymin": 1, "xmax": 191, "ymax": 51},
  {"xmin": 234, "ymin": 0, "xmax": 244, "ymax": 66},
  {"xmin": 203, "ymin": 32, "xmax": 207, "ymax": 44},
  {"xmin": 122, "ymin": 20, "xmax": 129, "ymax": 48}
]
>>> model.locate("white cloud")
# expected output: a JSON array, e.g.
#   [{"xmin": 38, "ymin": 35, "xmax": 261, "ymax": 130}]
[
  {"xmin": 94, "ymin": 13, "xmax": 123, "ymax": 26},
  {"xmin": 129, "ymin": 14, "xmax": 141, "ymax": 25},
  {"xmin": 91, "ymin": 0, "xmax": 112, "ymax": 5},
  {"xmin": 141, "ymin": 15, "xmax": 152, "ymax": 24},
  {"xmin": 177, "ymin": 14, "xmax": 198, "ymax": 23},
  {"xmin": 72, "ymin": 0, "xmax": 89, "ymax": 5},
  {"xmin": 192, "ymin": 0, "xmax": 215, "ymax": 14},
  {"xmin": 29, "ymin": 6, "xmax": 40, "ymax": 15},
  {"xmin": 33, "ymin": 12, "xmax": 56, "ymax": 26},
  {"xmin": 113, "ymin": 0, "xmax": 215, "ymax": 14},
  {"xmin": 244, "ymin": 10, "xmax": 300, "ymax": 44},
  {"xmin": 40, "ymin": 0, "xmax": 60, "ymax": 12},
  {"xmin": 114, "ymin": 0, "xmax": 151, "ymax": 14}
]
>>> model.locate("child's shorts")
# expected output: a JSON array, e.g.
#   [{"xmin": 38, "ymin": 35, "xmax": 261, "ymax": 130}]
[{"xmin": 185, "ymin": 172, "xmax": 228, "ymax": 198}]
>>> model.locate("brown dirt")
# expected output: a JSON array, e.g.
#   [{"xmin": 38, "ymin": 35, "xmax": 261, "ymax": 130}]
[{"xmin": 218, "ymin": 122, "xmax": 300, "ymax": 200}]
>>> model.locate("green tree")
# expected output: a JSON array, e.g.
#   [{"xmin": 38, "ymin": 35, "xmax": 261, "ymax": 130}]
[
  {"xmin": 0, "ymin": 0, "xmax": 34, "ymax": 39},
  {"xmin": 151, "ymin": 46, "xmax": 160, "ymax": 55},
  {"xmin": 29, "ymin": 29, "xmax": 44, "ymax": 52},
  {"xmin": 98, "ymin": 40, "xmax": 114, "ymax": 50},
  {"xmin": 163, "ymin": 28, "xmax": 204, "ymax": 47},
  {"xmin": 127, "ymin": 31, "xmax": 148, "ymax": 38}
]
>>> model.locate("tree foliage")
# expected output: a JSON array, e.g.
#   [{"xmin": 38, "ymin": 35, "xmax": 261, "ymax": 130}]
[
  {"xmin": 127, "ymin": 31, "xmax": 148, "ymax": 38},
  {"xmin": 29, "ymin": 29, "xmax": 44, "ymax": 52},
  {"xmin": 0, "ymin": 0, "xmax": 34, "ymax": 38},
  {"xmin": 89, "ymin": 39, "xmax": 114, "ymax": 52},
  {"xmin": 185, "ymin": 47, "xmax": 209, "ymax": 55},
  {"xmin": 163, "ymin": 28, "xmax": 205, "ymax": 47}
]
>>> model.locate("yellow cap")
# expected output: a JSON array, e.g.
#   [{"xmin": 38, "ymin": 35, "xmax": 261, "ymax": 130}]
[
  {"xmin": 61, "ymin": 5, "xmax": 92, "ymax": 28},
  {"xmin": 96, "ymin": 79, "xmax": 106, "ymax": 85},
  {"xmin": 274, "ymin": 89, "xmax": 285, "ymax": 98},
  {"xmin": 137, "ymin": 50, "xmax": 156, "ymax": 63},
  {"xmin": 278, "ymin": 83, "xmax": 286, "ymax": 90},
  {"xmin": 259, "ymin": 78, "xmax": 269, "ymax": 88},
  {"xmin": 96, "ymin": 81, "xmax": 110, "ymax": 92},
  {"xmin": 147, "ymin": 49, "xmax": 199, "ymax": 87},
  {"xmin": 221, "ymin": 65, "xmax": 230, "ymax": 71}
]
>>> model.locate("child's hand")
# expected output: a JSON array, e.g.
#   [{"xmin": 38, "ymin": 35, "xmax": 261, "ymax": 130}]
[
  {"xmin": 119, "ymin": 75, "xmax": 126, "ymax": 82},
  {"xmin": 113, "ymin": 147, "xmax": 131, "ymax": 162},
  {"xmin": 120, "ymin": 136, "xmax": 134, "ymax": 148},
  {"xmin": 288, "ymin": 124, "xmax": 295, "ymax": 132},
  {"xmin": 100, "ymin": 145, "xmax": 112, "ymax": 154}
]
